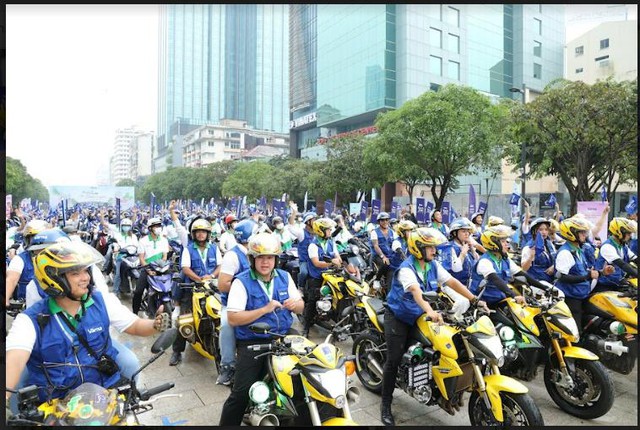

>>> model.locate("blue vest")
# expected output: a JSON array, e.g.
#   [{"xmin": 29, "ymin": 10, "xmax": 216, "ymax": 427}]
[
  {"xmin": 523, "ymin": 238, "xmax": 556, "ymax": 283},
  {"xmin": 221, "ymin": 245, "xmax": 250, "ymax": 306},
  {"xmin": 595, "ymin": 237, "xmax": 630, "ymax": 286},
  {"xmin": 389, "ymin": 238, "xmax": 408, "ymax": 270},
  {"xmin": 554, "ymin": 243, "xmax": 591, "ymax": 299},
  {"xmin": 16, "ymin": 251, "xmax": 35, "ymax": 299},
  {"xmin": 370, "ymin": 227, "xmax": 394, "ymax": 259},
  {"xmin": 470, "ymin": 253, "xmax": 511, "ymax": 305},
  {"xmin": 387, "ymin": 256, "xmax": 439, "ymax": 326},
  {"xmin": 186, "ymin": 241, "xmax": 219, "ymax": 278},
  {"xmin": 24, "ymin": 292, "xmax": 122, "ymax": 402},
  {"xmin": 297, "ymin": 229, "xmax": 314, "ymax": 263},
  {"xmin": 234, "ymin": 269, "xmax": 294, "ymax": 340},
  {"xmin": 307, "ymin": 238, "xmax": 335, "ymax": 280},
  {"xmin": 439, "ymin": 241, "xmax": 474, "ymax": 286},
  {"xmin": 582, "ymin": 241, "xmax": 597, "ymax": 269}
]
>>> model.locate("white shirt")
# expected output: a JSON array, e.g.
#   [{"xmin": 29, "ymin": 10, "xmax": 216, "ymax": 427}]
[
  {"xmin": 219, "ymin": 244, "xmax": 248, "ymax": 276},
  {"xmin": 369, "ymin": 227, "xmax": 396, "ymax": 242},
  {"xmin": 272, "ymin": 228, "xmax": 295, "ymax": 247},
  {"xmin": 475, "ymin": 257, "xmax": 520, "ymax": 278},
  {"xmin": 226, "ymin": 271, "xmax": 301, "ymax": 313},
  {"xmin": 308, "ymin": 240, "xmax": 339, "ymax": 260},
  {"xmin": 137, "ymin": 234, "xmax": 169, "ymax": 261},
  {"xmin": 107, "ymin": 224, "xmax": 139, "ymax": 248},
  {"xmin": 599, "ymin": 241, "xmax": 637, "ymax": 263},
  {"xmin": 397, "ymin": 260, "xmax": 452, "ymax": 292},
  {"xmin": 288, "ymin": 224, "xmax": 306, "ymax": 243},
  {"xmin": 555, "ymin": 248, "xmax": 578, "ymax": 275},
  {"xmin": 7, "ymin": 254, "xmax": 25, "ymax": 275},
  {"xmin": 180, "ymin": 243, "xmax": 223, "ymax": 269},
  {"xmin": 219, "ymin": 231, "xmax": 238, "ymax": 255}
]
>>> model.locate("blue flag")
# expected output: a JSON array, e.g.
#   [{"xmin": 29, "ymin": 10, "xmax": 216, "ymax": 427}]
[
  {"xmin": 359, "ymin": 200, "xmax": 368, "ymax": 221},
  {"xmin": 371, "ymin": 199, "xmax": 381, "ymax": 223},
  {"xmin": 545, "ymin": 193, "xmax": 557, "ymax": 207},
  {"xmin": 535, "ymin": 230, "xmax": 544, "ymax": 252},
  {"xmin": 468, "ymin": 185, "xmax": 476, "ymax": 217},
  {"xmin": 625, "ymin": 195, "xmax": 638, "ymax": 215},
  {"xmin": 450, "ymin": 204, "xmax": 459, "ymax": 221},
  {"xmin": 324, "ymin": 199, "xmax": 333, "ymax": 217},
  {"xmin": 601, "ymin": 185, "xmax": 607, "ymax": 202},
  {"xmin": 441, "ymin": 201, "xmax": 451, "ymax": 224},
  {"xmin": 416, "ymin": 198, "xmax": 425, "ymax": 224},
  {"xmin": 425, "ymin": 201, "xmax": 434, "ymax": 223},
  {"xmin": 115, "ymin": 198, "xmax": 121, "ymax": 227}
]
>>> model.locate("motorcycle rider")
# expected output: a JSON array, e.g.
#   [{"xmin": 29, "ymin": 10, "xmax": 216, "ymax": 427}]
[
  {"xmin": 593, "ymin": 217, "xmax": 638, "ymax": 292},
  {"xmin": 216, "ymin": 219, "xmax": 259, "ymax": 386},
  {"xmin": 271, "ymin": 216, "xmax": 294, "ymax": 251},
  {"xmin": 219, "ymin": 214, "xmax": 239, "ymax": 255},
  {"xmin": 470, "ymin": 211, "xmax": 484, "ymax": 241},
  {"xmin": 5, "ymin": 241, "xmax": 170, "ymax": 407},
  {"xmin": 429, "ymin": 208, "xmax": 450, "ymax": 236},
  {"xmin": 381, "ymin": 227, "xmax": 488, "ymax": 426},
  {"xmin": 290, "ymin": 211, "xmax": 318, "ymax": 293},
  {"xmin": 301, "ymin": 217, "xmax": 342, "ymax": 338},
  {"xmin": 132, "ymin": 217, "xmax": 170, "ymax": 316},
  {"xmin": 520, "ymin": 217, "xmax": 557, "ymax": 284},
  {"xmin": 218, "ymin": 233, "xmax": 304, "ymax": 426},
  {"xmin": 5, "ymin": 219, "xmax": 49, "ymax": 305},
  {"xmin": 438, "ymin": 217, "xmax": 479, "ymax": 288},
  {"xmin": 369, "ymin": 211, "xmax": 396, "ymax": 292},
  {"xmin": 389, "ymin": 219, "xmax": 416, "ymax": 274},
  {"xmin": 169, "ymin": 219, "xmax": 222, "ymax": 366},
  {"xmin": 102, "ymin": 218, "xmax": 139, "ymax": 299}
]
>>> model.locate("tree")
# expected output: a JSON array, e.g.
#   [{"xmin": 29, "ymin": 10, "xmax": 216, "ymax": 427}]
[
  {"xmin": 222, "ymin": 161, "xmax": 281, "ymax": 200},
  {"xmin": 373, "ymin": 84, "xmax": 506, "ymax": 208},
  {"xmin": 504, "ymin": 78, "xmax": 637, "ymax": 214},
  {"xmin": 6, "ymin": 157, "xmax": 49, "ymax": 203},
  {"xmin": 115, "ymin": 178, "xmax": 136, "ymax": 187}
]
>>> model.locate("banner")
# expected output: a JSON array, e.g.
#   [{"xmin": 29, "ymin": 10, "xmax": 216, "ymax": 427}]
[
  {"xmin": 371, "ymin": 199, "xmax": 381, "ymax": 223},
  {"xmin": 416, "ymin": 198, "xmax": 425, "ymax": 224},
  {"xmin": 425, "ymin": 201, "xmax": 434, "ymax": 223},
  {"xmin": 349, "ymin": 203, "xmax": 360, "ymax": 217},
  {"xmin": 359, "ymin": 200, "xmax": 368, "ymax": 221},
  {"xmin": 468, "ymin": 185, "xmax": 476, "ymax": 217},
  {"xmin": 324, "ymin": 199, "xmax": 333, "ymax": 217},
  {"xmin": 441, "ymin": 201, "xmax": 451, "ymax": 224},
  {"xmin": 477, "ymin": 201, "xmax": 487, "ymax": 215},
  {"xmin": 545, "ymin": 193, "xmax": 557, "ymax": 208},
  {"xmin": 6, "ymin": 194, "xmax": 12, "ymax": 219},
  {"xmin": 48, "ymin": 185, "xmax": 135, "ymax": 210},
  {"xmin": 577, "ymin": 201, "xmax": 608, "ymax": 241}
]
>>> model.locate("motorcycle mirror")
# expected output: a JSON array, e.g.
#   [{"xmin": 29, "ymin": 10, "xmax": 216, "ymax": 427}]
[
  {"xmin": 249, "ymin": 322, "xmax": 271, "ymax": 334},
  {"xmin": 151, "ymin": 328, "xmax": 178, "ymax": 353}
]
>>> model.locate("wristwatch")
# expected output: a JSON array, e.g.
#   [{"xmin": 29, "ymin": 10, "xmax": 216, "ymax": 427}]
[{"xmin": 470, "ymin": 296, "xmax": 479, "ymax": 306}]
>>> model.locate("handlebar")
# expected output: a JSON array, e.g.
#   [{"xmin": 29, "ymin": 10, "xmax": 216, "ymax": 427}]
[{"xmin": 139, "ymin": 382, "xmax": 175, "ymax": 401}]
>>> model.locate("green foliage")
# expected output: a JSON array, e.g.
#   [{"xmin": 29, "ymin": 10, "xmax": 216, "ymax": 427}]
[
  {"xmin": 6, "ymin": 157, "xmax": 49, "ymax": 203},
  {"xmin": 115, "ymin": 178, "xmax": 136, "ymax": 187},
  {"xmin": 504, "ymin": 78, "xmax": 637, "ymax": 214},
  {"xmin": 222, "ymin": 161, "xmax": 282, "ymax": 200}
]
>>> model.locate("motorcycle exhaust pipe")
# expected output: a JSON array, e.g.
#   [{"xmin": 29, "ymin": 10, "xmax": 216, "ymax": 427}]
[
  {"xmin": 246, "ymin": 412, "xmax": 280, "ymax": 426},
  {"xmin": 346, "ymin": 385, "xmax": 361, "ymax": 405},
  {"xmin": 366, "ymin": 353, "xmax": 385, "ymax": 380}
]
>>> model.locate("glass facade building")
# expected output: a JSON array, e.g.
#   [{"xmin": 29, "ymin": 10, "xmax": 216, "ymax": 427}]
[
  {"xmin": 157, "ymin": 4, "xmax": 289, "ymax": 166},
  {"xmin": 289, "ymin": 4, "xmax": 565, "ymax": 159}
]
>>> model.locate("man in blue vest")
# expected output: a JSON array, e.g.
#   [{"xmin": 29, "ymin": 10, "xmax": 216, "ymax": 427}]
[
  {"xmin": 369, "ymin": 212, "xmax": 396, "ymax": 292},
  {"xmin": 5, "ymin": 241, "xmax": 170, "ymax": 408},
  {"xmin": 290, "ymin": 211, "xmax": 318, "ymax": 294},
  {"xmin": 169, "ymin": 219, "xmax": 222, "ymax": 366},
  {"xmin": 218, "ymin": 232, "xmax": 304, "ymax": 425},
  {"xmin": 594, "ymin": 217, "xmax": 637, "ymax": 293},
  {"xmin": 381, "ymin": 227, "xmax": 487, "ymax": 426},
  {"xmin": 216, "ymin": 219, "xmax": 258, "ymax": 386}
]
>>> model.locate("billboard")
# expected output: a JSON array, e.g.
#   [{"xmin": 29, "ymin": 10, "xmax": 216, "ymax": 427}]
[{"xmin": 48, "ymin": 185, "xmax": 135, "ymax": 209}]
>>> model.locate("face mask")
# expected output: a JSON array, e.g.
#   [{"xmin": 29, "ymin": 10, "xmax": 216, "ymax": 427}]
[
  {"xmin": 152, "ymin": 227, "xmax": 162, "ymax": 236},
  {"xmin": 121, "ymin": 226, "xmax": 131, "ymax": 233},
  {"xmin": 275, "ymin": 223, "xmax": 284, "ymax": 230}
]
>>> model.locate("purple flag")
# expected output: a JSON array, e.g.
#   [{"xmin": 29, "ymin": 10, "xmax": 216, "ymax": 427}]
[
  {"xmin": 416, "ymin": 198, "xmax": 425, "ymax": 224},
  {"xmin": 468, "ymin": 185, "xmax": 476, "ymax": 216},
  {"xmin": 441, "ymin": 201, "xmax": 451, "ymax": 224},
  {"xmin": 371, "ymin": 199, "xmax": 381, "ymax": 223},
  {"xmin": 324, "ymin": 199, "xmax": 333, "ymax": 217},
  {"xmin": 477, "ymin": 201, "xmax": 487, "ymax": 215},
  {"xmin": 425, "ymin": 201, "xmax": 434, "ymax": 223},
  {"xmin": 359, "ymin": 200, "xmax": 368, "ymax": 221}
]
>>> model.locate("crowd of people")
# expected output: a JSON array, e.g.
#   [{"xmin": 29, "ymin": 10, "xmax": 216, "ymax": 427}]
[{"xmin": 5, "ymin": 196, "xmax": 638, "ymax": 425}]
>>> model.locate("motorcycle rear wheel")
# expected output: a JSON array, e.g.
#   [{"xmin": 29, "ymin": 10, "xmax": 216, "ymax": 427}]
[
  {"xmin": 468, "ymin": 391, "xmax": 544, "ymax": 426},
  {"xmin": 543, "ymin": 358, "xmax": 614, "ymax": 419},
  {"xmin": 352, "ymin": 331, "xmax": 386, "ymax": 394}
]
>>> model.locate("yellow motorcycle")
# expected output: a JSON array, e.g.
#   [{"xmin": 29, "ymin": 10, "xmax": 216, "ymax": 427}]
[
  {"xmin": 352, "ymin": 290, "xmax": 544, "ymax": 426},
  {"xmin": 582, "ymin": 275, "xmax": 637, "ymax": 375},
  {"xmin": 495, "ymin": 281, "xmax": 615, "ymax": 419},
  {"xmin": 7, "ymin": 329, "xmax": 180, "ymax": 426},
  {"xmin": 175, "ymin": 279, "xmax": 223, "ymax": 373},
  {"xmin": 243, "ymin": 318, "xmax": 360, "ymax": 426}
]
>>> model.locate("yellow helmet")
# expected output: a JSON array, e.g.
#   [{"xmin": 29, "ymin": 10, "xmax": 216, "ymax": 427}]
[
  {"xmin": 609, "ymin": 217, "xmax": 637, "ymax": 242},
  {"xmin": 395, "ymin": 220, "xmax": 417, "ymax": 238},
  {"xmin": 407, "ymin": 227, "xmax": 447, "ymax": 260},
  {"xmin": 34, "ymin": 241, "xmax": 104, "ymax": 298},
  {"xmin": 23, "ymin": 219, "xmax": 50, "ymax": 247},
  {"xmin": 312, "ymin": 217, "xmax": 336, "ymax": 239},
  {"xmin": 190, "ymin": 218, "xmax": 212, "ymax": 234},
  {"xmin": 559, "ymin": 217, "xmax": 591, "ymax": 242},
  {"xmin": 549, "ymin": 219, "xmax": 560, "ymax": 232},
  {"xmin": 480, "ymin": 225, "xmax": 512, "ymax": 252},
  {"xmin": 486, "ymin": 216, "xmax": 505, "ymax": 227},
  {"xmin": 247, "ymin": 232, "xmax": 282, "ymax": 257}
]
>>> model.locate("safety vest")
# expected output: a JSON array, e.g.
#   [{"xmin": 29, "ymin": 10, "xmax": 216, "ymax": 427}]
[
  {"xmin": 389, "ymin": 238, "xmax": 409, "ymax": 270},
  {"xmin": 370, "ymin": 227, "xmax": 394, "ymax": 259},
  {"xmin": 386, "ymin": 256, "xmax": 439, "ymax": 326},
  {"xmin": 234, "ymin": 269, "xmax": 293, "ymax": 340},
  {"xmin": 470, "ymin": 253, "xmax": 511, "ymax": 305},
  {"xmin": 24, "ymin": 292, "xmax": 121, "ymax": 402},
  {"xmin": 595, "ymin": 237, "xmax": 630, "ymax": 287},
  {"xmin": 439, "ymin": 241, "xmax": 475, "ymax": 286},
  {"xmin": 16, "ymin": 251, "xmax": 35, "ymax": 299},
  {"xmin": 307, "ymin": 238, "xmax": 336, "ymax": 280},
  {"xmin": 523, "ymin": 238, "xmax": 556, "ymax": 283},
  {"xmin": 221, "ymin": 245, "xmax": 250, "ymax": 306},
  {"xmin": 297, "ymin": 229, "xmax": 314, "ymax": 263},
  {"xmin": 555, "ymin": 243, "xmax": 591, "ymax": 299}
]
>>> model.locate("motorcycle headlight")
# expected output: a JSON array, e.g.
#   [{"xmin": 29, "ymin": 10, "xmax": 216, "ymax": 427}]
[
  {"xmin": 499, "ymin": 326, "xmax": 515, "ymax": 342},
  {"xmin": 317, "ymin": 299, "xmax": 332, "ymax": 312},
  {"xmin": 554, "ymin": 315, "xmax": 579, "ymax": 339},
  {"xmin": 308, "ymin": 368, "xmax": 347, "ymax": 399},
  {"xmin": 249, "ymin": 381, "xmax": 270, "ymax": 404},
  {"xmin": 351, "ymin": 244, "xmax": 360, "ymax": 255},
  {"xmin": 320, "ymin": 285, "xmax": 332, "ymax": 297},
  {"xmin": 470, "ymin": 334, "xmax": 505, "ymax": 362}
]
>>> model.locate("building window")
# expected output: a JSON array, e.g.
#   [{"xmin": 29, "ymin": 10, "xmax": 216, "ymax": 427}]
[
  {"xmin": 449, "ymin": 33, "xmax": 460, "ymax": 53},
  {"xmin": 575, "ymin": 45, "xmax": 584, "ymax": 56},
  {"xmin": 600, "ymin": 38, "xmax": 609, "ymax": 49},
  {"xmin": 430, "ymin": 55, "xmax": 443, "ymax": 76},
  {"xmin": 447, "ymin": 7, "xmax": 459, "ymax": 27},
  {"xmin": 448, "ymin": 60, "xmax": 460, "ymax": 80},
  {"xmin": 575, "ymin": 67, "xmax": 584, "ymax": 73},
  {"xmin": 595, "ymin": 54, "xmax": 610, "ymax": 62},
  {"xmin": 430, "ymin": 28, "xmax": 442, "ymax": 48},
  {"xmin": 598, "ymin": 60, "xmax": 610, "ymax": 68},
  {"xmin": 426, "ymin": 4, "xmax": 442, "ymax": 21},
  {"xmin": 533, "ymin": 41, "xmax": 542, "ymax": 57},
  {"xmin": 533, "ymin": 63, "xmax": 542, "ymax": 79},
  {"xmin": 534, "ymin": 18, "xmax": 542, "ymax": 35}
]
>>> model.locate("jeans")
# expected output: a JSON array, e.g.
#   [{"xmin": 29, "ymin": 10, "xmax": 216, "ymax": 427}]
[
  {"xmin": 113, "ymin": 259, "xmax": 123, "ymax": 294},
  {"xmin": 220, "ymin": 306, "xmax": 236, "ymax": 368},
  {"xmin": 297, "ymin": 261, "xmax": 309, "ymax": 292}
]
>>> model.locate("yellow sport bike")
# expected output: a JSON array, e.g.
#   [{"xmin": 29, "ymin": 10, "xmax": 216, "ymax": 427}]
[
  {"xmin": 243, "ymin": 320, "xmax": 360, "ymax": 426},
  {"xmin": 352, "ymin": 290, "xmax": 544, "ymax": 426}
]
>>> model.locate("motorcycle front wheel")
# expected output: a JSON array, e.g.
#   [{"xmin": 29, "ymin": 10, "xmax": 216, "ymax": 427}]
[
  {"xmin": 352, "ymin": 331, "xmax": 386, "ymax": 394},
  {"xmin": 543, "ymin": 358, "xmax": 614, "ymax": 419},
  {"xmin": 468, "ymin": 391, "xmax": 544, "ymax": 426}
]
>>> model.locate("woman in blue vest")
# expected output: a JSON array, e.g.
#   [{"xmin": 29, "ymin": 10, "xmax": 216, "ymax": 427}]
[
  {"xmin": 381, "ymin": 227, "xmax": 487, "ymax": 426},
  {"xmin": 439, "ymin": 217, "xmax": 479, "ymax": 288},
  {"xmin": 520, "ymin": 217, "xmax": 557, "ymax": 283},
  {"xmin": 6, "ymin": 241, "xmax": 170, "ymax": 407},
  {"xmin": 169, "ymin": 218, "xmax": 222, "ymax": 366},
  {"xmin": 594, "ymin": 217, "xmax": 637, "ymax": 292},
  {"xmin": 219, "ymin": 233, "xmax": 304, "ymax": 425},
  {"xmin": 554, "ymin": 217, "xmax": 614, "ymax": 332}
]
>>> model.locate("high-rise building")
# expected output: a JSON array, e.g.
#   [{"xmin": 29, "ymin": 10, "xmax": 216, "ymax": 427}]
[
  {"xmin": 156, "ymin": 4, "xmax": 289, "ymax": 172},
  {"xmin": 110, "ymin": 127, "xmax": 140, "ymax": 185}
]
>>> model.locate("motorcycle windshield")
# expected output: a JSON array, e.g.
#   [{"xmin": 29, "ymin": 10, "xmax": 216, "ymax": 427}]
[
  {"xmin": 54, "ymin": 382, "xmax": 118, "ymax": 426},
  {"xmin": 148, "ymin": 274, "xmax": 174, "ymax": 292}
]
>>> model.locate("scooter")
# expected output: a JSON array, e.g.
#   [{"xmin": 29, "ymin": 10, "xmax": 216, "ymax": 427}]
[
  {"xmin": 141, "ymin": 260, "xmax": 176, "ymax": 320},
  {"xmin": 115, "ymin": 244, "xmax": 141, "ymax": 296}
]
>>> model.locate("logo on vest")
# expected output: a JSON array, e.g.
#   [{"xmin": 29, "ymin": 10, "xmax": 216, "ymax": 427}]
[{"xmin": 87, "ymin": 326, "xmax": 104, "ymax": 334}]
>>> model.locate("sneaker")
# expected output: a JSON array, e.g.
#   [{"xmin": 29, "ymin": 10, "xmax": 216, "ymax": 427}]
[
  {"xmin": 169, "ymin": 351, "xmax": 182, "ymax": 366},
  {"xmin": 216, "ymin": 365, "xmax": 235, "ymax": 386}
]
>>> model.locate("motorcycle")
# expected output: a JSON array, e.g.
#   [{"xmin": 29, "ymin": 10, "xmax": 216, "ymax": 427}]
[
  {"xmin": 242, "ymin": 313, "xmax": 360, "ymax": 426},
  {"xmin": 581, "ymin": 275, "xmax": 637, "ymax": 375},
  {"xmin": 167, "ymin": 239, "xmax": 183, "ymax": 274},
  {"xmin": 495, "ymin": 279, "xmax": 615, "ymax": 419},
  {"xmin": 112, "ymin": 243, "xmax": 142, "ymax": 296},
  {"xmin": 279, "ymin": 247, "xmax": 300, "ymax": 287},
  {"xmin": 7, "ymin": 329, "xmax": 181, "ymax": 426},
  {"xmin": 352, "ymin": 288, "xmax": 545, "ymax": 426},
  {"xmin": 175, "ymin": 279, "xmax": 223, "ymax": 373},
  {"xmin": 140, "ymin": 260, "xmax": 176, "ymax": 320}
]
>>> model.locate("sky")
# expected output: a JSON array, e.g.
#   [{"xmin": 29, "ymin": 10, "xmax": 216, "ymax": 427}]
[{"xmin": 5, "ymin": 4, "xmax": 637, "ymax": 189}]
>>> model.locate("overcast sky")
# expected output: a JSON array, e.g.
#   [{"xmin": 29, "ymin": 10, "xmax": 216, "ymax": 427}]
[{"xmin": 6, "ymin": 4, "xmax": 637, "ymax": 189}]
